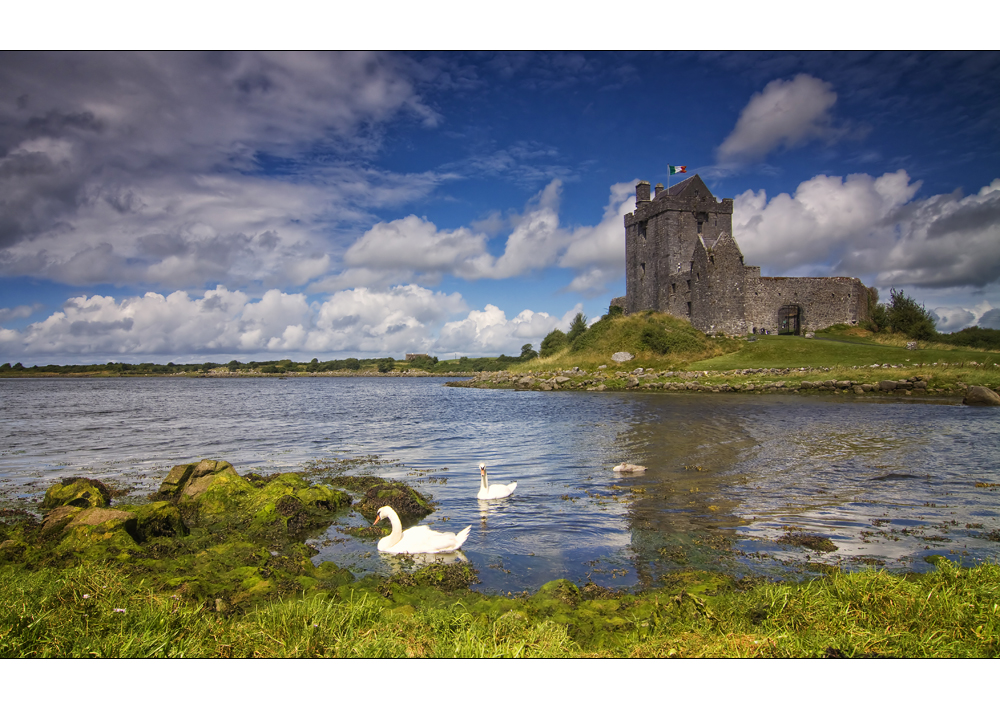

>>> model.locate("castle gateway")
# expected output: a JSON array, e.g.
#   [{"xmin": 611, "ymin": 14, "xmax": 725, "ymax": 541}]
[{"xmin": 616, "ymin": 174, "xmax": 871, "ymax": 336}]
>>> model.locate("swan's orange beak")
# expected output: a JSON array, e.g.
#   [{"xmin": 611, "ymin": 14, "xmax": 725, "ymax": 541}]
[{"xmin": 373, "ymin": 513, "xmax": 381, "ymax": 525}]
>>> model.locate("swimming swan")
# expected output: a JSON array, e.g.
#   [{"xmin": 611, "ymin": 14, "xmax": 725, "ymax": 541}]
[
  {"xmin": 372, "ymin": 506, "xmax": 471, "ymax": 554},
  {"xmin": 478, "ymin": 463, "xmax": 517, "ymax": 500},
  {"xmin": 613, "ymin": 463, "xmax": 647, "ymax": 473}
]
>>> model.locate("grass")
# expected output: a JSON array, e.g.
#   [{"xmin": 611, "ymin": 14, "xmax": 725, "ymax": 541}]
[
  {"xmin": 2, "ymin": 559, "xmax": 997, "ymax": 657},
  {"xmin": 690, "ymin": 332, "xmax": 1000, "ymax": 371}
]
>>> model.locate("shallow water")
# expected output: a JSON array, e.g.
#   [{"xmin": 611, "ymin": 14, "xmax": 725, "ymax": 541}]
[{"xmin": 2, "ymin": 376, "xmax": 998, "ymax": 593}]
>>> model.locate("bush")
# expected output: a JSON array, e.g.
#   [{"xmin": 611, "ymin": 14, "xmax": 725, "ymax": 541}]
[
  {"xmin": 540, "ymin": 329, "xmax": 569, "ymax": 358},
  {"xmin": 520, "ymin": 344, "xmax": 538, "ymax": 361},
  {"xmin": 886, "ymin": 288, "xmax": 937, "ymax": 340}
]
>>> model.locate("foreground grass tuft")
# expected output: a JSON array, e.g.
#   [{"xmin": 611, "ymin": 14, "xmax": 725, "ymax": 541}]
[{"xmin": 3, "ymin": 560, "xmax": 997, "ymax": 658}]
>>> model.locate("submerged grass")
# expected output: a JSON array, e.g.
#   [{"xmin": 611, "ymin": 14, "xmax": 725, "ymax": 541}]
[{"xmin": 3, "ymin": 559, "xmax": 997, "ymax": 658}]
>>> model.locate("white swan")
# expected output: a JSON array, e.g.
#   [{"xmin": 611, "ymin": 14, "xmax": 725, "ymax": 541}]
[
  {"xmin": 478, "ymin": 463, "xmax": 517, "ymax": 500},
  {"xmin": 372, "ymin": 506, "xmax": 471, "ymax": 554},
  {"xmin": 613, "ymin": 463, "xmax": 647, "ymax": 473}
]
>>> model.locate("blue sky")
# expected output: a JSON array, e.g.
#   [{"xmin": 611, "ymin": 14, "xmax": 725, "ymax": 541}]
[{"xmin": 2, "ymin": 49, "xmax": 1000, "ymax": 365}]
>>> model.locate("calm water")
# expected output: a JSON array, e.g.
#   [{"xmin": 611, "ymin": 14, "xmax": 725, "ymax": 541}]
[{"xmin": 2, "ymin": 376, "xmax": 999, "ymax": 593}]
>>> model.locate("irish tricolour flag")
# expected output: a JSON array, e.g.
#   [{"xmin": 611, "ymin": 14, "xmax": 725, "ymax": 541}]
[{"xmin": 668, "ymin": 165, "xmax": 687, "ymax": 175}]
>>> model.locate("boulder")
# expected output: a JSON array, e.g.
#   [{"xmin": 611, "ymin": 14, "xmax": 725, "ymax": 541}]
[
  {"xmin": 611, "ymin": 352, "xmax": 634, "ymax": 363},
  {"xmin": 41, "ymin": 505, "xmax": 84, "ymax": 536},
  {"xmin": 134, "ymin": 501, "xmax": 188, "ymax": 540},
  {"xmin": 157, "ymin": 463, "xmax": 196, "ymax": 496},
  {"xmin": 66, "ymin": 507, "xmax": 139, "ymax": 537},
  {"xmin": 878, "ymin": 380, "xmax": 897, "ymax": 391},
  {"xmin": 41, "ymin": 478, "xmax": 110, "ymax": 510},
  {"xmin": 963, "ymin": 386, "xmax": 1000, "ymax": 406}
]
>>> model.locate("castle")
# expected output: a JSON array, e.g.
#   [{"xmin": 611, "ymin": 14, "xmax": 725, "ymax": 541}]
[{"xmin": 613, "ymin": 174, "xmax": 871, "ymax": 336}]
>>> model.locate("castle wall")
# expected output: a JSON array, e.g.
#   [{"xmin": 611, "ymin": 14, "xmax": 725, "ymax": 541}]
[
  {"xmin": 690, "ymin": 234, "xmax": 747, "ymax": 335},
  {"xmin": 744, "ymin": 277, "xmax": 870, "ymax": 333}
]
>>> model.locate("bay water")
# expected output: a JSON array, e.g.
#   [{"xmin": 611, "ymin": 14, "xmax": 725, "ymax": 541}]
[{"xmin": 2, "ymin": 376, "xmax": 998, "ymax": 593}]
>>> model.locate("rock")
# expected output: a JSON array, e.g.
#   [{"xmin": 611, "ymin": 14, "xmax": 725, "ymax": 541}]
[
  {"xmin": 66, "ymin": 507, "xmax": 139, "ymax": 537},
  {"xmin": 158, "ymin": 463, "xmax": 196, "ymax": 496},
  {"xmin": 805, "ymin": 333, "xmax": 814, "ymax": 338},
  {"xmin": 963, "ymin": 386, "xmax": 1000, "ymax": 406},
  {"xmin": 554, "ymin": 376, "xmax": 570, "ymax": 384},
  {"xmin": 134, "ymin": 501, "xmax": 188, "ymax": 540},
  {"xmin": 41, "ymin": 478, "xmax": 111, "ymax": 510},
  {"xmin": 852, "ymin": 385, "xmax": 865, "ymax": 395},
  {"xmin": 906, "ymin": 341, "xmax": 918, "ymax": 350},
  {"xmin": 878, "ymin": 380, "xmax": 897, "ymax": 391},
  {"xmin": 41, "ymin": 505, "xmax": 83, "ymax": 536},
  {"xmin": 611, "ymin": 351, "xmax": 634, "ymax": 363}
]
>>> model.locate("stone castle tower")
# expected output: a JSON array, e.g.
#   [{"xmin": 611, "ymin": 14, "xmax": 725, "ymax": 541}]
[{"xmin": 618, "ymin": 174, "xmax": 870, "ymax": 336}]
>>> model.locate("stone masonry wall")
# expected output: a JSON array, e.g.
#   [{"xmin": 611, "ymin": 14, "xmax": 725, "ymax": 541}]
[{"xmin": 744, "ymin": 276, "xmax": 870, "ymax": 333}]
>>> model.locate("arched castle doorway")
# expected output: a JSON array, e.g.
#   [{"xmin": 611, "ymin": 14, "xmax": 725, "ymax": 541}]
[{"xmin": 778, "ymin": 304, "xmax": 800, "ymax": 335}]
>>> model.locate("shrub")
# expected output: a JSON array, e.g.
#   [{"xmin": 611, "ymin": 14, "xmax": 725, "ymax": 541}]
[{"xmin": 540, "ymin": 329, "xmax": 569, "ymax": 357}]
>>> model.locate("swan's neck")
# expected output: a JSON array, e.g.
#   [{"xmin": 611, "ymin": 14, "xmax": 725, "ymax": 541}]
[
  {"xmin": 480, "ymin": 470, "xmax": 488, "ymax": 490},
  {"xmin": 384, "ymin": 508, "xmax": 403, "ymax": 546}
]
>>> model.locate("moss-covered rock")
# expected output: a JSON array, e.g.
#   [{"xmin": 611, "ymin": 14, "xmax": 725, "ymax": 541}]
[
  {"xmin": 133, "ymin": 501, "xmax": 188, "ymax": 541},
  {"xmin": 41, "ymin": 505, "xmax": 84, "ymax": 537},
  {"xmin": 40, "ymin": 478, "xmax": 111, "ymax": 510},
  {"xmin": 327, "ymin": 476, "xmax": 434, "ymax": 524},
  {"xmin": 157, "ymin": 463, "xmax": 196, "ymax": 496}
]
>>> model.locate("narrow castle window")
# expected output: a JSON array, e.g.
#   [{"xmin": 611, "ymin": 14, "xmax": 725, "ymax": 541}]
[
  {"xmin": 640, "ymin": 262, "xmax": 646, "ymax": 279},
  {"xmin": 697, "ymin": 221, "xmax": 703, "ymax": 234},
  {"xmin": 686, "ymin": 280, "xmax": 691, "ymax": 290},
  {"xmin": 639, "ymin": 222, "xmax": 647, "ymax": 243},
  {"xmin": 671, "ymin": 283, "xmax": 677, "ymax": 294},
  {"xmin": 687, "ymin": 302, "xmax": 692, "ymax": 316}
]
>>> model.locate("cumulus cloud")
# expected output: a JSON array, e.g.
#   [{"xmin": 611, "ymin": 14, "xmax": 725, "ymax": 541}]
[
  {"xmin": 434, "ymin": 303, "xmax": 582, "ymax": 356},
  {"xmin": 337, "ymin": 179, "xmax": 631, "ymax": 295},
  {"xmin": 0, "ymin": 52, "xmax": 447, "ymax": 291},
  {"xmin": 931, "ymin": 307, "xmax": 978, "ymax": 333},
  {"xmin": 734, "ymin": 170, "xmax": 921, "ymax": 273},
  {"xmin": 559, "ymin": 180, "xmax": 635, "ymax": 295},
  {"xmin": 717, "ymin": 74, "xmax": 846, "ymax": 164},
  {"xmin": 0, "ymin": 304, "xmax": 37, "ymax": 323},
  {"xmin": 1, "ymin": 284, "xmax": 472, "ymax": 361},
  {"xmin": 735, "ymin": 171, "xmax": 1000, "ymax": 288},
  {"xmin": 978, "ymin": 308, "xmax": 1000, "ymax": 329}
]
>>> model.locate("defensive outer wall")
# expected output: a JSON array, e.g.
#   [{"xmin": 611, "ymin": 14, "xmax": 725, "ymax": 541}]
[{"xmin": 614, "ymin": 174, "xmax": 870, "ymax": 336}]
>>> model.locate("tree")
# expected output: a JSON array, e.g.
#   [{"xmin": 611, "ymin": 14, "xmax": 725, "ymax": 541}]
[
  {"xmin": 540, "ymin": 329, "xmax": 568, "ymax": 357},
  {"xmin": 520, "ymin": 343, "xmax": 538, "ymax": 360},
  {"xmin": 887, "ymin": 288, "xmax": 937, "ymax": 340},
  {"xmin": 227, "ymin": 359, "xmax": 241, "ymax": 372},
  {"xmin": 567, "ymin": 313, "xmax": 588, "ymax": 343}
]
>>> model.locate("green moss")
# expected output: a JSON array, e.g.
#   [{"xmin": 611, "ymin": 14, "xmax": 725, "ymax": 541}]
[{"xmin": 41, "ymin": 478, "xmax": 111, "ymax": 510}]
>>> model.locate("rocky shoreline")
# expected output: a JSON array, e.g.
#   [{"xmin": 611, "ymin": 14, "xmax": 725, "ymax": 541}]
[{"xmin": 447, "ymin": 364, "xmax": 1000, "ymax": 404}]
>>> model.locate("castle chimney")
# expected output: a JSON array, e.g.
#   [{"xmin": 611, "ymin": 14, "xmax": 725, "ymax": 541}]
[
  {"xmin": 636, "ymin": 180, "xmax": 651, "ymax": 203},
  {"xmin": 654, "ymin": 183, "xmax": 664, "ymax": 197}
]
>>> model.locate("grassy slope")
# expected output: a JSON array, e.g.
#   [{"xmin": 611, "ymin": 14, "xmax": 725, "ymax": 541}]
[
  {"xmin": 690, "ymin": 333, "xmax": 1000, "ymax": 370},
  {"xmin": 509, "ymin": 312, "xmax": 734, "ymax": 372}
]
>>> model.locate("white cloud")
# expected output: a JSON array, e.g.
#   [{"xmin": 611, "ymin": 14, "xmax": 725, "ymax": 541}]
[
  {"xmin": 734, "ymin": 172, "xmax": 1000, "ymax": 323},
  {"xmin": 337, "ymin": 179, "xmax": 632, "ymax": 296},
  {"xmin": 0, "ymin": 53, "xmax": 449, "ymax": 290},
  {"xmin": 734, "ymin": 170, "xmax": 921, "ymax": 273},
  {"xmin": 0, "ymin": 284, "xmax": 479, "ymax": 362},
  {"xmin": 559, "ymin": 180, "xmax": 635, "ymax": 295},
  {"xmin": 0, "ymin": 305, "xmax": 37, "ymax": 323},
  {"xmin": 434, "ymin": 303, "xmax": 581, "ymax": 356},
  {"xmin": 344, "ymin": 215, "xmax": 491, "ymax": 276},
  {"xmin": 717, "ymin": 74, "xmax": 845, "ymax": 164}
]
